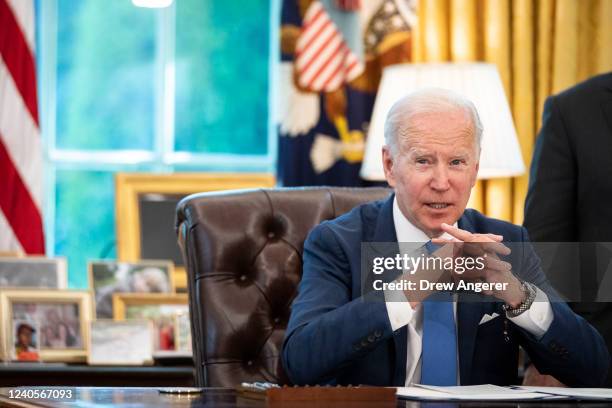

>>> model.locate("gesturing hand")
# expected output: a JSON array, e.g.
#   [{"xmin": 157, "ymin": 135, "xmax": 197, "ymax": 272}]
[{"xmin": 431, "ymin": 223, "xmax": 525, "ymax": 306}]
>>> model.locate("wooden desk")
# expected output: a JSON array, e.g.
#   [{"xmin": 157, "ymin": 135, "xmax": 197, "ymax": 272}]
[
  {"xmin": 0, "ymin": 387, "xmax": 609, "ymax": 408},
  {"xmin": 0, "ymin": 364, "xmax": 194, "ymax": 387}
]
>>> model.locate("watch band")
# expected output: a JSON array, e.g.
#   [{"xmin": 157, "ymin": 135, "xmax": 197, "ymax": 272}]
[{"xmin": 503, "ymin": 281, "xmax": 537, "ymax": 317}]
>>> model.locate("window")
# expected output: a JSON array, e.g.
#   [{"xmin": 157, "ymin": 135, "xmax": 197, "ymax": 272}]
[
  {"xmin": 37, "ymin": 0, "xmax": 277, "ymax": 288},
  {"xmin": 174, "ymin": 0, "xmax": 269, "ymax": 155}
]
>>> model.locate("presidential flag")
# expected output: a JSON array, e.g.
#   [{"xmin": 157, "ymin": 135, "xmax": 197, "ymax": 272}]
[
  {"xmin": 277, "ymin": 0, "xmax": 417, "ymax": 186},
  {"xmin": 0, "ymin": 0, "xmax": 45, "ymax": 254}
]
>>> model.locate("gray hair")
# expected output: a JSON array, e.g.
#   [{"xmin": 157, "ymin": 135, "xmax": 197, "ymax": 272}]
[{"xmin": 383, "ymin": 88, "xmax": 483, "ymax": 156}]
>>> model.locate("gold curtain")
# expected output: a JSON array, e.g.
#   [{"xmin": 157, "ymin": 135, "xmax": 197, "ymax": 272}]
[{"xmin": 412, "ymin": 0, "xmax": 612, "ymax": 223}]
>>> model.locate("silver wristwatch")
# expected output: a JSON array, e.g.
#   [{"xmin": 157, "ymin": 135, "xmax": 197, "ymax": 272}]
[{"xmin": 503, "ymin": 281, "xmax": 537, "ymax": 317}]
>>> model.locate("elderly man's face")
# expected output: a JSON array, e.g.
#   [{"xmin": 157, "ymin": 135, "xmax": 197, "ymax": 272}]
[{"xmin": 383, "ymin": 108, "xmax": 479, "ymax": 237}]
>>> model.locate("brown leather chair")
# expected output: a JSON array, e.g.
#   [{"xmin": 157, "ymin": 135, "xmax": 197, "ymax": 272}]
[{"xmin": 175, "ymin": 187, "xmax": 391, "ymax": 387}]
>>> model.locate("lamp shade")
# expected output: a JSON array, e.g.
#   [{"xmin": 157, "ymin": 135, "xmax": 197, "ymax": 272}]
[{"xmin": 360, "ymin": 63, "xmax": 525, "ymax": 180}]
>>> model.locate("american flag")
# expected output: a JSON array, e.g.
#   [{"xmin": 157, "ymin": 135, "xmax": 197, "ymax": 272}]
[
  {"xmin": 294, "ymin": 1, "xmax": 364, "ymax": 92},
  {"xmin": 0, "ymin": 0, "xmax": 45, "ymax": 254}
]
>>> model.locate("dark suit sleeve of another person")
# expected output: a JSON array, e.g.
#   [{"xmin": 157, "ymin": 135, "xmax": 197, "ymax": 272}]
[
  {"xmin": 511, "ymin": 227, "xmax": 609, "ymax": 387},
  {"xmin": 524, "ymin": 74, "xmax": 612, "ymax": 385},
  {"xmin": 281, "ymin": 223, "xmax": 392, "ymax": 385},
  {"xmin": 524, "ymin": 95, "xmax": 576, "ymax": 240}
]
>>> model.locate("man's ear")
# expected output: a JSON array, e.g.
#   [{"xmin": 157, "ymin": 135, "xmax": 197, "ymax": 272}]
[{"xmin": 382, "ymin": 146, "xmax": 396, "ymax": 187}]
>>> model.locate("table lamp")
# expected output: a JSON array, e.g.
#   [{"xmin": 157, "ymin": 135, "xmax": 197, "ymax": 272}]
[{"xmin": 360, "ymin": 63, "xmax": 525, "ymax": 180}]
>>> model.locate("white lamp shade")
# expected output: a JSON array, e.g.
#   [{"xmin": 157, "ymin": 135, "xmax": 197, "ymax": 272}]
[{"xmin": 360, "ymin": 63, "xmax": 525, "ymax": 180}]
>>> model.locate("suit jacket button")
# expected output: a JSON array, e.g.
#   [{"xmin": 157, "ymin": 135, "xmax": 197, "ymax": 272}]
[
  {"xmin": 374, "ymin": 330, "xmax": 382, "ymax": 338},
  {"xmin": 367, "ymin": 334, "xmax": 376, "ymax": 342}
]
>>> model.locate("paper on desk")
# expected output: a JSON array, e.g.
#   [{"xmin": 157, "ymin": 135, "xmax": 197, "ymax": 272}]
[
  {"xmin": 415, "ymin": 384, "xmax": 533, "ymax": 395},
  {"xmin": 518, "ymin": 386, "xmax": 612, "ymax": 400},
  {"xmin": 396, "ymin": 384, "xmax": 562, "ymax": 401}
]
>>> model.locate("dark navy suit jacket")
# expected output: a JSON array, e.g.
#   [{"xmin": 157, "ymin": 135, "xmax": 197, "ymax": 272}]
[
  {"xmin": 282, "ymin": 194, "xmax": 609, "ymax": 387},
  {"xmin": 524, "ymin": 72, "xmax": 612, "ymax": 385}
]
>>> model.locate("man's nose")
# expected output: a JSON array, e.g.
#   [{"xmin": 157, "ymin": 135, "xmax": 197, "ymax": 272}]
[{"xmin": 430, "ymin": 164, "xmax": 450, "ymax": 191}]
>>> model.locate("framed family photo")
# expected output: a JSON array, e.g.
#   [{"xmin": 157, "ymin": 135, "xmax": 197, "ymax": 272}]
[
  {"xmin": 112, "ymin": 293, "xmax": 189, "ymax": 354},
  {"xmin": 87, "ymin": 320, "xmax": 154, "ymax": 366},
  {"xmin": 0, "ymin": 257, "xmax": 67, "ymax": 289},
  {"xmin": 0, "ymin": 290, "xmax": 93, "ymax": 362},
  {"xmin": 89, "ymin": 260, "xmax": 175, "ymax": 318}
]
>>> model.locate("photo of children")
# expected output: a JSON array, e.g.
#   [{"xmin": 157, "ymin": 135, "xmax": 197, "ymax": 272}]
[{"xmin": 12, "ymin": 302, "xmax": 82, "ymax": 349}]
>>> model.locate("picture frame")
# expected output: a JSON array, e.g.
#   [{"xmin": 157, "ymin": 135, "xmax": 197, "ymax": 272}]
[
  {"xmin": 0, "ymin": 289, "xmax": 93, "ymax": 362},
  {"xmin": 115, "ymin": 172, "xmax": 276, "ymax": 290},
  {"xmin": 88, "ymin": 259, "xmax": 175, "ymax": 318},
  {"xmin": 0, "ymin": 257, "xmax": 68, "ymax": 289},
  {"xmin": 87, "ymin": 320, "xmax": 154, "ymax": 366},
  {"xmin": 112, "ymin": 293, "xmax": 189, "ymax": 353},
  {"xmin": 173, "ymin": 310, "xmax": 192, "ymax": 353}
]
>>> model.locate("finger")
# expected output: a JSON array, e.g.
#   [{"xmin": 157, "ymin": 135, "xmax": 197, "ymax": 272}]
[
  {"xmin": 469, "ymin": 234, "xmax": 500, "ymax": 243},
  {"xmin": 431, "ymin": 238, "xmax": 452, "ymax": 244},
  {"xmin": 463, "ymin": 240, "xmax": 511, "ymax": 257},
  {"xmin": 484, "ymin": 256, "xmax": 512, "ymax": 272},
  {"xmin": 482, "ymin": 241, "xmax": 512, "ymax": 256},
  {"xmin": 452, "ymin": 259, "xmax": 484, "ymax": 277},
  {"xmin": 485, "ymin": 233, "xmax": 504, "ymax": 242},
  {"xmin": 453, "ymin": 268, "xmax": 482, "ymax": 279},
  {"xmin": 462, "ymin": 242, "xmax": 487, "ymax": 256},
  {"xmin": 450, "ymin": 240, "xmax": 464, "ymax": 258},
  {"xmin": 440, "ymin": 223, "xmax": 474, "ymax": 241},
  {"xmin": 431, "ymin": 237, "xmax": 460, "ymax": 244},
  {"xmin": 431, "ymin": 238, "xmax": 464, "ymax": 259}
]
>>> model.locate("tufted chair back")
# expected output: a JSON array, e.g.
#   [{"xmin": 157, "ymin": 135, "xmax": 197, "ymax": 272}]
[{"xmin": 175, "ymin": 187, "xmax": 391, "ymax": 387}]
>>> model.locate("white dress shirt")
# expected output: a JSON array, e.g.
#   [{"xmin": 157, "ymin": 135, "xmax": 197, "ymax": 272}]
[{"xmin": 385, "ymin": 197, "xmax": 554, "ymax": 385}]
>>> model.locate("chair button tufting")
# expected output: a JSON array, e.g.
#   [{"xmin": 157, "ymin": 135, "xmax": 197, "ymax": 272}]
[
  {"xmin": 247, "ymin": 360, "xmax": 253, "ymax": 366},
  {"xmin": 273, "ymin": 317, "xmax": 280, "ymax": 324},
  {"xmin": 239, "ymin": 275, "xmax": 247, "ymax": 282},
  {"xmin": 268, "ymin": 232, "xmax": 276, "ymax": 239}
]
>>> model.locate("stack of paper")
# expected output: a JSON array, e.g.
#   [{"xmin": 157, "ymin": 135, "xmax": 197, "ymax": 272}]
[
  {"xmin": 519, "ymin": 386, "xmax": 612, "ymax": 400},
  {"xmin": 396, "ymin": 384, "xmax": 563, "ymax": 401}
]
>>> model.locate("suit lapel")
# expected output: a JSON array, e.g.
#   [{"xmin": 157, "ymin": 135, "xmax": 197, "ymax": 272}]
[
  {"xmin": 371, "ymin": 194, "xmax": 397, "ymax": 243},
  {"xmin": 456, "ymin": 213, "xmax": 486, "ymax": 385},
  {"xmin": 369, "ymin": 195, "xmax": 408, "ymax": 386},
  {"xmin": 457, "ymin": 294, "xmax": 484, "ymax": 384}
]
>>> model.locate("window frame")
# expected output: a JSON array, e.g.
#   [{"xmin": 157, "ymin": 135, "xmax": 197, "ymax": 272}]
[{"xmin": 37, "ymin": 0, "xmax": 279, "ymax": 260}]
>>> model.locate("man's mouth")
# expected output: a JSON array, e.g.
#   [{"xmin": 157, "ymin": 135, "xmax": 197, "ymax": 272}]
[{"xmin": 425, "ymin": 202, "xmax": 451, "ymax": 210}]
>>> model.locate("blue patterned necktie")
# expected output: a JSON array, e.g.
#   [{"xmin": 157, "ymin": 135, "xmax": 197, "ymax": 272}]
[{"xmin": 420, "ymin": 241, "xmax": 458, "ymax": 385}]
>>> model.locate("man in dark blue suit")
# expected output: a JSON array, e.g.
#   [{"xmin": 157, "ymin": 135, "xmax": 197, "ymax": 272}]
[
  {"xmin": 282, "ymin": 88, "xmax": 608, "ymax": 387},
  {"xmin": 524, "ymin": 73, "xmax": 612, "ymax": 387}
]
